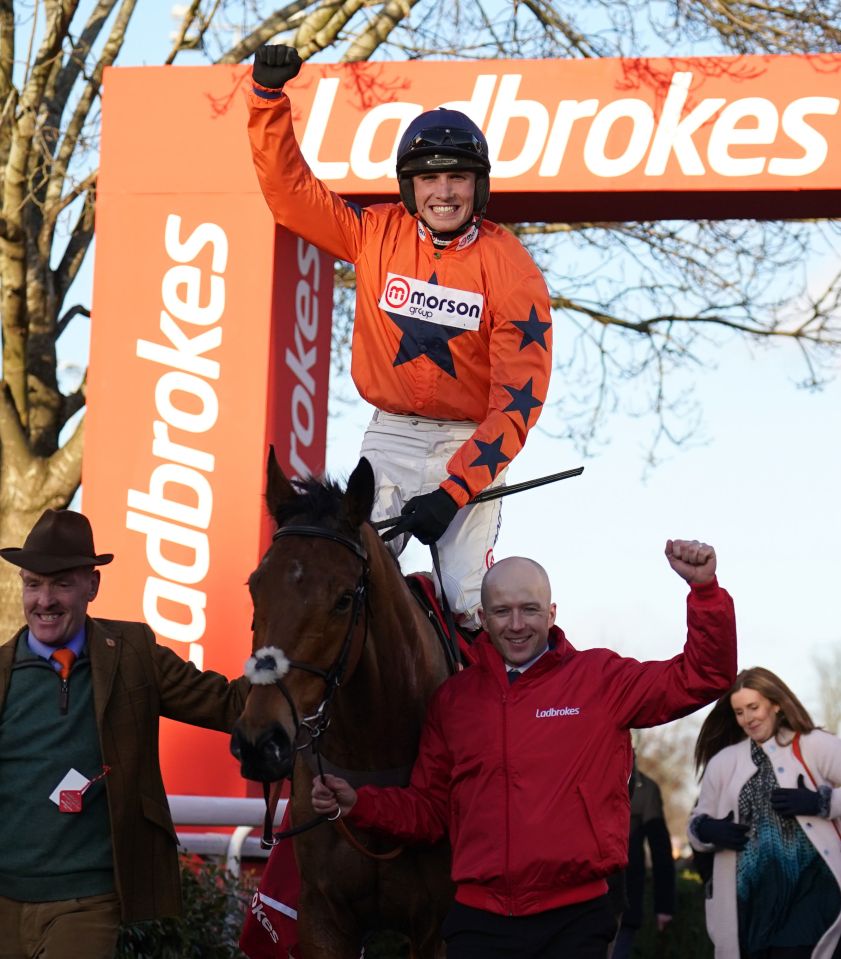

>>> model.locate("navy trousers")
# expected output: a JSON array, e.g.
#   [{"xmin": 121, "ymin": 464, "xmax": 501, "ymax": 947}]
[{"xmin": 442, "ymin": 894, "xmax": 617, "ymax": 959}]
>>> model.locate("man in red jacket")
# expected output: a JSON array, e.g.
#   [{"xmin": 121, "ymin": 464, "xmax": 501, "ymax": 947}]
[
  {"xmin": 247, "ymin": 46, "xmax": 553, "ymax": 629},
  {"xmin": 312, "ymin": 540, "xmax": 738, "ymax": 958}
]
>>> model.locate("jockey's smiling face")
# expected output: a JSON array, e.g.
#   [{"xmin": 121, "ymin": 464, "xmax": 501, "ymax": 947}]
[{"xmin": 412, "ymin": 171, "xmax": 476, "ymax": 232}]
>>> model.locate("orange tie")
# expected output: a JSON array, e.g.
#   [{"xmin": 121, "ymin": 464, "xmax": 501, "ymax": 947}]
[{"xmin": 51, "ymin": 648, "xmax": 76, "ymax": 681}]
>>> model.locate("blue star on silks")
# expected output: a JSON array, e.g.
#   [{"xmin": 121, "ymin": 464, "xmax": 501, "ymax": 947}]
[
  {"xmin": 471, "ymin": 435, "xmax": 510, "ymax": 481},
  {"xmin": 503, "ymin": 378, "xmax": 543, "ymax": 428},
  {"xmin": 388, "ymin": 273, "xmax": 467, "ymax": 379},
  {"xmin": 512, "ymin": 306, "xmax": 551, "ymax": 351}
]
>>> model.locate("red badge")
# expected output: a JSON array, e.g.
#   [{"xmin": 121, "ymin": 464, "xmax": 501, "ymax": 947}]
[
  {"xmin": 59, "ymin": 790, "xmax": 84, "ymax": 813},
  {"xmin": 57, "ymin": 766, "xmax": 111, "ymax": 814}
]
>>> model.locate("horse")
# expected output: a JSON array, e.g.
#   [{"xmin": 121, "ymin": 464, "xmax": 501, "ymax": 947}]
[{"xmin": 231, "ymin": 449, "xmax": 454, "ymax": 958}]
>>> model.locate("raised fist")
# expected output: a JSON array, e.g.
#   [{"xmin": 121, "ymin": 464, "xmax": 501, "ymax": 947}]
[
  {"xmin": 665, "ymin": 538, "xmax": 716, "ymax": 585},
  {"xmin": 253, "ymin": 44, "xmax": 303, "ymax": 90}
]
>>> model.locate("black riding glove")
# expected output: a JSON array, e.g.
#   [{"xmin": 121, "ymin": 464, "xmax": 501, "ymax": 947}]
[
  {"xmin": 771, "ymin": 774, "xmax": 826, "ymax": 817},
  {"xmin": 381, "ymin": 488, "xmax": 459, "ymax": 546},
  {"xmin": 253, "ymin": 44, "xmax": 303, "ymax": 90},
  {"xmin": 693, "ymin": 811, "xmax": 750, "ymax": 851}
]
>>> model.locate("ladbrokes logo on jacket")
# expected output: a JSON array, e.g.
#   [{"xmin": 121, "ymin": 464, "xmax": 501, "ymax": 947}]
[{"xmin": 535, "ymin": 706, "xmax": 581, "ymax": 718}]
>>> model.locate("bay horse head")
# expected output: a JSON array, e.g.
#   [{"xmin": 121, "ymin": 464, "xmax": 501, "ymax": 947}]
[{"xmin": 230, "ymin": 448, "xmax": 375, "ymax": 782}]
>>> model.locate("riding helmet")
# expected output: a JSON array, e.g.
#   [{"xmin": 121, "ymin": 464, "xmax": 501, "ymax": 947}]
[{"xmin": 396, "ymin": 109, "xmax": 491, "ymax": 216}]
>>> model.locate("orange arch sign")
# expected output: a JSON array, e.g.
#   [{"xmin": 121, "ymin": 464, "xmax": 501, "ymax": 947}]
[
  {"xmin": 273, "ymin": 53, "xmax": 841, "ymax": 220},
  {"xmin": 84, "ymin": 54, "xmax": 840, "ymax": 798}
]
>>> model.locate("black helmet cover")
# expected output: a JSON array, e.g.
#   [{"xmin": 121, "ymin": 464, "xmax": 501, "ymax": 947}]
[{"xmin": 396, "ymin": 109, "xmax": 491, "ymax": 215}]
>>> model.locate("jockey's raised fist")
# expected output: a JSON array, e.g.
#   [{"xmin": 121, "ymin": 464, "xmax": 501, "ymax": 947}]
[{"xmin": 253, "ymin": 44, "xmax": 302, "ymax": 90}]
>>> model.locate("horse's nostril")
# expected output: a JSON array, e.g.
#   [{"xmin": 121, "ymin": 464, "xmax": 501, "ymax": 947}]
[{"xmin": 231, "ymin": 724, "xmax": 294, "ymax": 782}]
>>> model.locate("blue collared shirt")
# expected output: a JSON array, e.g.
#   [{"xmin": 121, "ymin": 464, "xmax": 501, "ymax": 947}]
[
  {"xmin": 504, "ymin": 644, "xmax": 550, "ymax": 675},
  {"xmin": 27, "ymin": 625, "xmax": 86, "ymax": 670}
]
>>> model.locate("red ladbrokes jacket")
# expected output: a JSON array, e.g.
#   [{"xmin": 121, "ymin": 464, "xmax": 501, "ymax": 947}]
[
  {"xmin": 350, "ymin": 579, "xmax": 737, "ymax": 916},
  {"xmin": 247, "ymin": 89, "xmax": 553, "ymax": 506}
]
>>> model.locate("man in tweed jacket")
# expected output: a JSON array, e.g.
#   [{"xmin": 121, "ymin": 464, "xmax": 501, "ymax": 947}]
[{"xmin": 0, "ymin": 509, "xmax": 249, "ymax": 958}]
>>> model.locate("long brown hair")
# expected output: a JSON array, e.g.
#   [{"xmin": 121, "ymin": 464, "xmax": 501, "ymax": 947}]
[{"xmin": 694, "ymin": 667, "xmax": 816, "ymax": 774}]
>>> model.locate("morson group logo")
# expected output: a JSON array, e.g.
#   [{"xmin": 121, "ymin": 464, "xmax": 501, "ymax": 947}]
[
  {"xmin": 379, "ymin": 273, "xmax": 483, "ymax": 329},
  {"xmin": 298, "ymin": 70, "xmax": 840, "ymax": 184}
]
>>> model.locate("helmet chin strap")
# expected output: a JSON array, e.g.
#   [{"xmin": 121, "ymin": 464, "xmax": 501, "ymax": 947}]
[
  {"xmin": 420, "ymin": 212, "xmax": 485, "ymax": 247},
  {"xmin": 421, "ymin": 217, "xmax": 472, "ymax": 244}
]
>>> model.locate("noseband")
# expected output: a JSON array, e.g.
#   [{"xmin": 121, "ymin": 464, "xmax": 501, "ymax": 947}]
[{"xmin": 246, "ymin": 524, "xmax": 369, "ymax": 846}]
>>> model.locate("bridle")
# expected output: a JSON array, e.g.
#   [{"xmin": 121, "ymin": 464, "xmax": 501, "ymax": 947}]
[
  {"xmin": 271, "ymin": 525, "xmax": 367, "ymax": 743},
  {"xmin": 247, "ymin": 524, "xmax": 369, "ymax": 848}
]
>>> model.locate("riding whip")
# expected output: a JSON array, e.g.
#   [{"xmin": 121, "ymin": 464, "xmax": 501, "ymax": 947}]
[{"xmin": 372, "ymin": 466, "xmax": 584, "ymax": 531}]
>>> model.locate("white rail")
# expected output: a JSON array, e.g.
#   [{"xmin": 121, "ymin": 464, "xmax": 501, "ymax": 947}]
[{"xmin": 168, "ymin": 794, "xmax": 288, "ymax": 877}]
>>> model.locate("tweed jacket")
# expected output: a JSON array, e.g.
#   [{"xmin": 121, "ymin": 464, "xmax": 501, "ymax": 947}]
[{"xmin": 0, "ymin": 617, "xmax": 250, "ymax": 922}]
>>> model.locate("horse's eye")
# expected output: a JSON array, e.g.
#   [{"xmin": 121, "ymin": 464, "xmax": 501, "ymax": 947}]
[{"xmin": 334, "ymin": 591, "xmax": 354, "ymax": 614}]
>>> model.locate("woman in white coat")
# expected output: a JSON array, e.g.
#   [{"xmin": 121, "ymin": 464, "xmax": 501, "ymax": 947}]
[{"xmin": 689, "ymin": 667, "xmax": 841, "ymax": 959}]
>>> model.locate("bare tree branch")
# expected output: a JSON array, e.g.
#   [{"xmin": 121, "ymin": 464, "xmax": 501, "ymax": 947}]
[
  {"xmin": 41, "ymin": 415, "xmax": 83, "ymax": 502},
  {"xmin": 44, "ymin": 0, "xmax": 137, "ymax": 221},
  {"xmin": 0, "ymin": 380, "xmax": 31, "ymax": 465},
  {"xmin": 40, "ymin": 170, "xmax": 96, "ymax": 262},
  {"xmin": 19, "ymin": 0, "xmax": 81, "ymax": 114},
  {"xmin": 56, "ymin": 304, "xmax": 91, "ymax": 341},
  {"xmin": 51, "ymin": 0, "xmax": 121, "ymax": 122},
  {"xmin": 166, "ymin": 0, "xmax": 205, "ymax": 64},
  {"xmin": 0, "ymin": 0, "xmax": 14, "ymax": 105},
  {"xmin": 343, "ymin": 0, "xmax": 423, "ymax": 61},
  {"xmin": 218, "ymin": 0, "xmax": 318, "ymax": 62},
  {"xmin": 295, "ymin": 0, "xmax": 368, "ymax": 58},
  {"xmin": 635, "ymin": 718, "xmax": 702, "ymax": 841},
  {"xmin": 813, "ymin": 647, "xmax": 841, "ymax": 735},
  {"xmin": 53, "ymin": 180, "xmax": 96, "ymax": 303},
  {"xmin": 520, "ymin": 0, "xmax": 603, "ymax": 57},
  {"xmin": 172, "ymin": 0, "xmax": 225, "ymax": 56}
]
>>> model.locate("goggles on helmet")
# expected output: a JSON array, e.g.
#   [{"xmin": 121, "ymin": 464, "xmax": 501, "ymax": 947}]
[{"xmin": 406, "ymin": 128, "xmax": 486, "ymax": 154}]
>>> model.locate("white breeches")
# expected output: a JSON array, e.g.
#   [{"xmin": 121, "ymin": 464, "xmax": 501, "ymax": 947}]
[{"xmin": 359, "ymin": 410, "xmax": 505, "ymax": 629}]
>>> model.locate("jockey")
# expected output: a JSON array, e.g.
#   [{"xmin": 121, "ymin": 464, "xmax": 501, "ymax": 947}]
[{"xmin": 247, "ymin": 45, "xmax": 553, "ymax": 630}]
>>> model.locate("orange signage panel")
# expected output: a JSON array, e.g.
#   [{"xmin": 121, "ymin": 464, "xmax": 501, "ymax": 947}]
[
  {"xmin": 216, "ymin": 53, "xmax": 841, "ymax": 221},
  {"xmin": 85, "ymin": 67, "xmax": 333, "ymax": 797},
  {"xmin": 278, "ymin": 53, "xmax": 841, "ymax": 220},
  {"xmin": 99, "ymin": 56, "xmax": 841, "ymax": 223}
]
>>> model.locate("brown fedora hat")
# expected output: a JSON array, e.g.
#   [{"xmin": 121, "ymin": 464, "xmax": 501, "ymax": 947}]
[{"xmin": 0, "ymin": 509, "xmax": 114, "ymax": 574}]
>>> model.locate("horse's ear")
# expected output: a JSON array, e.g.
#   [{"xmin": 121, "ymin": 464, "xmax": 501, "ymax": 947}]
[
  {"xmin": 266, "ymin": 445, "xmax": 297, "ymax": 516},
  {"xmin": 342, "ymin": 457, "xmax": 375, "ymax": 528}
]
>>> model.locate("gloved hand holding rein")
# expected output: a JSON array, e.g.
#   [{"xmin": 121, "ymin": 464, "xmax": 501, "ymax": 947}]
[{"xmin": 382, "ymin": 488, "xmax": 459, "ymax": 546}]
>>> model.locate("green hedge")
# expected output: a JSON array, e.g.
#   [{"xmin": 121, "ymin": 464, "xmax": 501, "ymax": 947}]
[
  {"xmin": 115, "ymin": 860, "xmax": 714, "ymax": 959},
  {"xmin": 116, "ymin": 859, "xmax": 253, "ymax": 959},
  {"xmin": 630, "ymin": 868, "xmax": 713, "ymax": 959}
]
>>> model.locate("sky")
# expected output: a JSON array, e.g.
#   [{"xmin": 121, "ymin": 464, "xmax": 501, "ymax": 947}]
[{"xmin": 57, "ymin": 0, "xmax": 841, "ymax": 725}]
